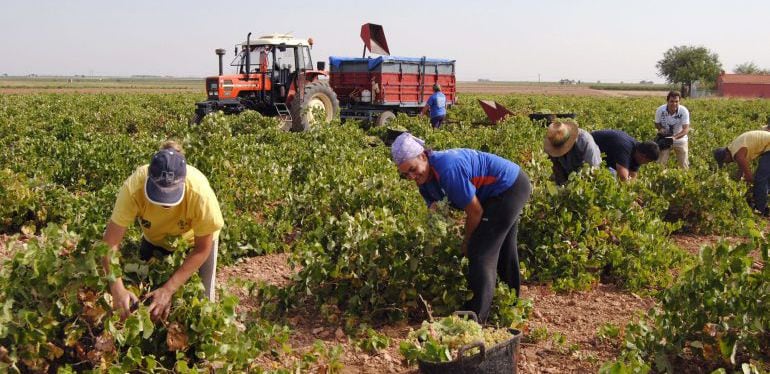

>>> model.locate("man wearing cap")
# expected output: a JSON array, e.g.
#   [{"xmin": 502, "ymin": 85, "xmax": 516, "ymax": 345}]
[
  {"xmin": 591, "ymin": 129, "xmax": 660, "ymax": 182},
  {"xmin": 391, "ymin": 133, "xmax": 531, "ymax": 323},
  {"xmin": 102, "ymin": 141, "xmax": 224, "ymax": 321},
  {"xmin": 421, "ymin": 83, "xmax": 447, "ymax": 129},
  {"xmin": 654, "ymin": 91, "xmax": 690, "ymax": 169},
  {"xmin": 544, "ymin": 119, "xmax": 601, "ymax": 185},
  {"xmin": 713, "ymin": 130, "xmax": 770, "ymax": 216}
]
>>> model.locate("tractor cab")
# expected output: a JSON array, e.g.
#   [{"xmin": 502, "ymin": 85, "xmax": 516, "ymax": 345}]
[
  {"xmin": 231, "ymin": 35, "xmax": 316, "ymax": 99},
  {"xmin": 194, "ymin": 32, "xmax": 339, "ymax": 131}
]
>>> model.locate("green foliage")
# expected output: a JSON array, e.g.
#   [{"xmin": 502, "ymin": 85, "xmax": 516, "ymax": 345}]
[
  {"xmin": 733, "ymin": 62, "xmax": 770, "ymax": 75},
  {"xmin": 0, "ymin": 169, "xmax": 71, "ymax": 234},
  {"xmin": 3, "ymin": 92, "xmax": 770, "ymax": 372},
  {"xmin": 604, "ymin": 237, "xmax": 770, "ymax": 372},
  {"xmin": 520, "ymin": 167, "xmax": 686, "ymax": 292},
  {"xmin": 656, "ymin": 45, "xmax": 722, "ymax": 93},
  {"xmin": 597, "ymin": 322, "xmax": 622, "ymax": 344},
  {"xmin": 529, "ymin": 326, "xmax": 550, "ymax": 343},
  {"xmin": 354, "ymin": 327, "xmax": 391, "ymax": 354},
  {"xmin": 0, "ymin": 225, "xmax": 330, "ymax": 372},
  {"xmin": 487, "ymin": 283, "xmax": 532, "ymax": 329},
  {"xmin": 637, "ymin": 167, "xmax": 758, "ymax": 235}
]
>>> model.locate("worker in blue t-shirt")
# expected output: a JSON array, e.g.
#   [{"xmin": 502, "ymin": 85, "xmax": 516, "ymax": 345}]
[
  {"xmin": 391, "ymin": 133, "xmax": 532, "ymax": 323},
  {"xmin": 421, "ymin": 84, "xmax": 447, "ymax": 129}
]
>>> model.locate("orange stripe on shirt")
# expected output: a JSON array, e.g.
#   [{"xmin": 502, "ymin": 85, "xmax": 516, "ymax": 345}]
[{"xmin": 471, "ymin": 176, "xmax": 497, "ymax": 188}]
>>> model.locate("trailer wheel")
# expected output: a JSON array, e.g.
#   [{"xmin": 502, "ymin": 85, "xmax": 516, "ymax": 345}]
[
  {"xmin": 290, "ymin": 82, "xmax": 340, "ymax": 131},
  {"xmin": 375, "ymin": 111, "xmax": 396, "ymax": 127}
]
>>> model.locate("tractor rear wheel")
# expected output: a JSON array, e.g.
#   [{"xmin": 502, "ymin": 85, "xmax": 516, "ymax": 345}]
[
  {"xmin": 375, "ymin": 110, "xmax": 396, "ymax": 127},
  {"xmin": 290, "ymin": 82, "xmax": 339, "ymax": 132}
]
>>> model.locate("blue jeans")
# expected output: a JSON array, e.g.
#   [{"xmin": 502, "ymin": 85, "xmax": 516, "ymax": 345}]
[{"xmin": 753, "ymin": 152, "xmax": 770, "ymax": 213}]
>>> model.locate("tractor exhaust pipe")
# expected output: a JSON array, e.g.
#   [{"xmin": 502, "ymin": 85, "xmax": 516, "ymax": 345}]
[
  {"xmin": 244, "ymin": 32, "xmax": 252, "ymax": 80},
  {"xmin": 215, "ymin": 48, "xmax": 226, "ymax": 76}
]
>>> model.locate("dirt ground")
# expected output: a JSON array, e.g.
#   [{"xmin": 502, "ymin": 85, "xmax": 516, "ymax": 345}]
[
  {"xmin": 215, "ymin": 248, "xmax": 664, "ymax": 373},
  {"xmin": 213, "ymin": 228, "xmax": 769, "ymax": 373},
  {"xmin": 0, "ymin": 87, "xmax": 201, "ymax": 94},
  {"xmin": 456, "ymin": 82, "xmax": 667, "ymax": 97}
]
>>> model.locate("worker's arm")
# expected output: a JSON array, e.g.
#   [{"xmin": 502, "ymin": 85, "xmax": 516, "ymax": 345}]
[
  {"xmin": 147, "ymin": 233, "xmax": 214, "ymax": 321},
  {"xmin": 461, "ymin": 196, "xmax": 484, "ymax": 256},
  {"xmin": 673, "ymin": 123, "xmax": 690, "ymax": 140},
  {"xmin": 551, "ymin": 160, "xmax": 568, "ymax": 185},
  {"xmin": 102, "ymin": 220, "xmax": 137, "ymax": 320},
  {"xmin": 615, "ymin": 164, "xmax": 631, "ymax": 181},
  {"xmin": 420, "ymin": 104, "xmax": 430, "ymax": 116},
  {"xmin": 733, "ymin": 147, "xmax": 753, "ymax": 183}
]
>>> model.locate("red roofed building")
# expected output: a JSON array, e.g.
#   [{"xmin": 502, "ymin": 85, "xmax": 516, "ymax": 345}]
[{"xmin": 716, "ymin": 72, "xmax": 770, "ymax": 98}]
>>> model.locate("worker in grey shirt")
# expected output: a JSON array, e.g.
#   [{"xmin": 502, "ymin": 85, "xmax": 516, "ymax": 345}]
[{"xmin": 544, "ymin": 119, "xmax": 601, "ymax": 185}]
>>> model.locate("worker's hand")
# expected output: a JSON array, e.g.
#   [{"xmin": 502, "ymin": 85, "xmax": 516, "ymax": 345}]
[
  {"xmin": 146, "ymin": 285, "xmax": 174, "ymax": 322},
  {"xmin": 110, "ymin": 283, "xmax": 138, "ymax": 320},
  {"xmin": 744, "ymin": 172, "xmax": 754, "ymax": 184},
  {"xmin": 461, "ymin": 240, "xmax": 469, "ymax": 257}
]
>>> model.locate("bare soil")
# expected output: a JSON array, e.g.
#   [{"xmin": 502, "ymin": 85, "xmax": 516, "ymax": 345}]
[
  {"xmin": 0, "ymin": 87, "xmax": 201, "ymax": 94},
  {"xmin": 216, "ymin": 251, "xmax": 660, "ymax": 373},
  {"xmin": 456, "ymin": 82, "xmax": 667, "ymax": 97}
]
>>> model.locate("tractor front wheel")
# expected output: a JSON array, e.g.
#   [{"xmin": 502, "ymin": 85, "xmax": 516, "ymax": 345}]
[
  {"xmin": 189, "ymin": 113, "xmax": 204, "ymax": 125},
  {"xmin": 290, "ymin": 82, "xmax": 339, "ymax": 132}
]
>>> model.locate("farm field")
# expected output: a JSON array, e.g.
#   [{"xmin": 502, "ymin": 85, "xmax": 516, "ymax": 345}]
[
  {"xmin": 0, "ymin": 77, "xmax": 673, "ymax": 97},
  {"xmin": 1, "ymin": 91, "xmax": 769, "ymax": 373}
]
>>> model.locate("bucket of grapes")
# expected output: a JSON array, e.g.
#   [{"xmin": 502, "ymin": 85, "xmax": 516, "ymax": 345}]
[{"xmin": 400, "ymin": 311, "xmax": 522, "ymax": 374}]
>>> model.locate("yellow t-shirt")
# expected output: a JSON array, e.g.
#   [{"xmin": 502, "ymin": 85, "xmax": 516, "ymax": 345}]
[
  {"xmin": 727, "ymin": 130, "xmax": 770, "ymax": 162},
  {"xmin": 110, "ymin": 164, "xmax": 224, "ymax": 250}
]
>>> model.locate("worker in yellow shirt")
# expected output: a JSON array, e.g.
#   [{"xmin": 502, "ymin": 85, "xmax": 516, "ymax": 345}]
[
  {"xmin": 713, "ymin": 130, "xmax": 770, "ymax": 216},
  {"xmin": 102, "ymin": 141, "xmax": 224, "ymax": 321}
]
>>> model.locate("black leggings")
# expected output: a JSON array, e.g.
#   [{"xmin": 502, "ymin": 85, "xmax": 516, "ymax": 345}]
[{"xmin": 463, "ymin": 170, "xmax": 531, "ymax": 322}]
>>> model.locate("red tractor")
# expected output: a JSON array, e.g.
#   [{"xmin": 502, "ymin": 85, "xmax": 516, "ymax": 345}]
[{"xmin": 194, "ymin": 33, "xmax": 339, "ymax": 131}]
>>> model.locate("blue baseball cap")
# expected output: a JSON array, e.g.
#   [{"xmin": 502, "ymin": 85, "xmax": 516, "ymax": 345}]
[{"xmin": 145, "ymin": 149, "xmax": 187, "ymax": 206}]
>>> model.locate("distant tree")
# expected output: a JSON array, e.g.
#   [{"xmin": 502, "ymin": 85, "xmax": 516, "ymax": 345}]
[
  {"xmin": 656, "ymin": 45, "xmax": 722, "ymax": 97},
  {"xmin": 734, "ymin": 61, "xmax": 770, "ymax": 75}
]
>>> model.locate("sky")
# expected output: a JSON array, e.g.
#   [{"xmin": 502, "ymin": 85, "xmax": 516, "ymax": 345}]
[{"xmin": 2, "ymin": 0, "xmax": 770, "ymax": 83}]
